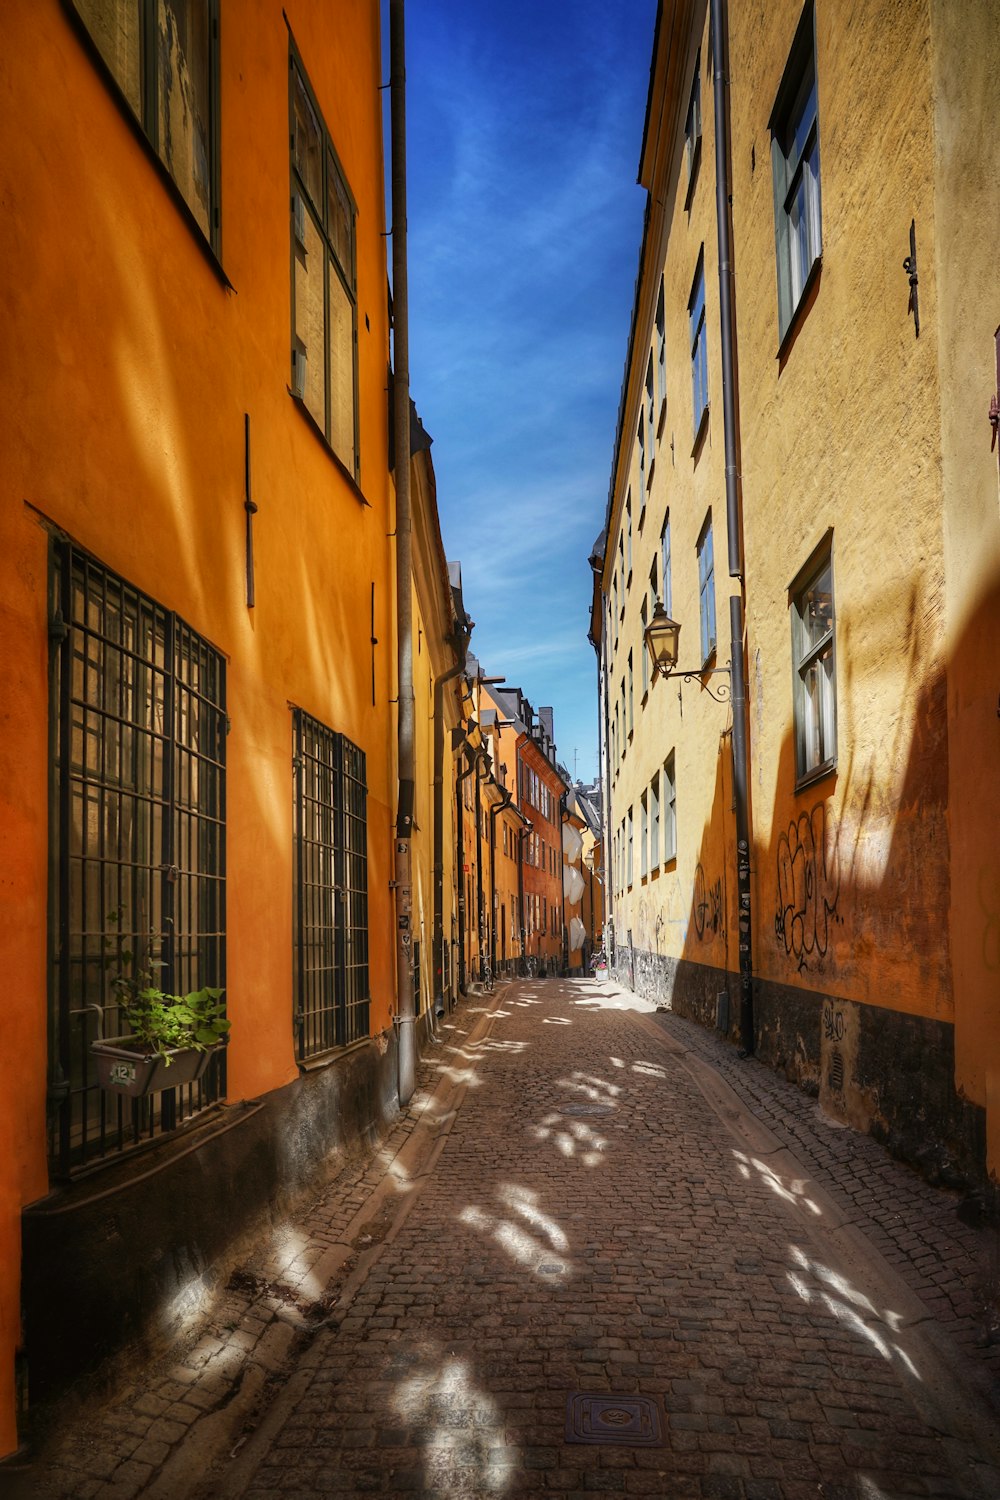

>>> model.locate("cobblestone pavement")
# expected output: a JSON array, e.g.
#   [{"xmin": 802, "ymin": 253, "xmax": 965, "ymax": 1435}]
[
  {"xmin": 6, "ymin": 979, "xmax": 1000, "ymax": 1500},
  {"xmin": 647, "ymin": 1010, "xmax": 1000, "ymax": 1394}
]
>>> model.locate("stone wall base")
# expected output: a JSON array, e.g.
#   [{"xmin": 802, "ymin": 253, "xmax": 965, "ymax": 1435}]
[
  {"xmin": 612, "ymin": 950, "xmax": 988, "ymax": 1196},
  {"xmin": 22, "ymin": 1009, "xmax": 438, "ymax": 1412}
]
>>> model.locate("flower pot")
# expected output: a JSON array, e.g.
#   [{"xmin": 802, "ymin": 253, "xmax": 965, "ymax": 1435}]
[{"xmin": 92, "ymin": 1037, "xmax": 217, "ymax": 1098}]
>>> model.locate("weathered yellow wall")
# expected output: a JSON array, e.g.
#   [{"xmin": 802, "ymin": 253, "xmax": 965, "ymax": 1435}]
[
  {"xmin": 606, "ymin": 11, "xmax": 738, "ymax": 989},
  {"xmin": 731, "ymin": 0, "xmax": 950, "ymax": 1036},
  {"xmin": 929, "ymin": 0, "xmax": 1000, "ymax": 1171},
  {"xmin": 0, "ymin": 0, "xmax": 393, "ymax": 1452}
]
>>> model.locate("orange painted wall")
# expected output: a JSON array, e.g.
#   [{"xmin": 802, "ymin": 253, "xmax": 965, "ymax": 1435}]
[{"xmin": 0, "ymin": 0, "xmax": 394, "ymax": 1453}]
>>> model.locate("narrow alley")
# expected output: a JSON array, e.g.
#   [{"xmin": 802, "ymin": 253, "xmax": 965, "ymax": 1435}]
[{"xmin": 13, "ymin": 978, "xmax": 1000, "ymax": 1500}]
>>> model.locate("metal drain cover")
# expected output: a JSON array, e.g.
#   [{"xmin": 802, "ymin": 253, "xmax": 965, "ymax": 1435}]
[
  {"xmin": 565, "ymin": 1393, "xmax": 664, "ymax": 1446},
  {"xmin": 557, "ymin": 1101, "xmax": 613, "ymax": 1117}
]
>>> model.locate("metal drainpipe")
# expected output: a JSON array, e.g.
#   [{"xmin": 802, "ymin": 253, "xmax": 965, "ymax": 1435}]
[
  {"xmin": 559, "ymin": 793, "xmax": 568, "ymax": 974},
  {"xmin": 474, "ymin": 751, "xmax": 485, "ymax": 980},
  {"xmin": 455, "ymin": 746, "xmax": 475, "ymax": 995},
  {"xmin": 711, "ymin": 0, "xmax": 754, "ymax": 1055},
  {"xmin": 517, "ymin": 823, "xmax": 528, "ymax": 975},
  {"xmin": 433, "ymin": 639, "xmax": 469, "ymax": 1016},
  {"xmin": 390, "ymin": 0, "xmax": 416, "ymax": 1103},
  {"xmin": 488, "ymin": 791, "xmax": 511, "ymax": 973}
]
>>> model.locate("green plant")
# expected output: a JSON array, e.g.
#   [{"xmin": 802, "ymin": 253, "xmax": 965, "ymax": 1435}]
[{"xmin": 104, "ymin": 914, "xmax": 230, "ymax": 1062}]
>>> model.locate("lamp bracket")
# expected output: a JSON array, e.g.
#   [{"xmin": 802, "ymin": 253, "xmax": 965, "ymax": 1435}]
[{"xmin": 660, "ymin": 664, "xmax": 732, "ymax": 704}]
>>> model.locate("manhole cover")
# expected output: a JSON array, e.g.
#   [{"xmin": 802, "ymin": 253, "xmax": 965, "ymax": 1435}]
[
  {"xmin": 557, "ymin": 1101, "xmax": 613, "ymax": 1117},
  {"xmin": 537, "ymin": 1260, "xmax": 566, "ymax": 1277},
  {"xmin": 565, "ymin": 1393, "xmax": 664, "ymax": 1446}
]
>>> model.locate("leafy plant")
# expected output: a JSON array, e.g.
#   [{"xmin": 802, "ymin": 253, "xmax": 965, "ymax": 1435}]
[{"xmin": 104, "ymin": 914, "xmax": 230, "ymax": 1062}]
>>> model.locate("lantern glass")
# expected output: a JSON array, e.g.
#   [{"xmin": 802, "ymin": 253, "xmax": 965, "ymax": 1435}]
[{"xmin": 645, "ymin": 603, "xmax": 682, "ymax": 676}]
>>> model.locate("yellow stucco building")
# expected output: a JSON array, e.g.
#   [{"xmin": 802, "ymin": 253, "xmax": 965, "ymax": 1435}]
[{"xmin": 599, "ymin": 0, "xmax": 1000, "ymax": 1193}]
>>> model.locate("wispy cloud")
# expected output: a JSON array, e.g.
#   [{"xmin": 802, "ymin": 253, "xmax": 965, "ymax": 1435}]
[{"xmin": 404, "ymin": 0, "xmax": 656, "ymax": 780}]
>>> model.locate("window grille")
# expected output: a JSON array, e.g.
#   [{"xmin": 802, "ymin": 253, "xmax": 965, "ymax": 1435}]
[
  {"xmin": 293, "ymin": 710, "xmax": 369, "ymax": 1059},
  {"xmin": 50, "ymin": 542, "xmax": 226, "ymax": 1177}
]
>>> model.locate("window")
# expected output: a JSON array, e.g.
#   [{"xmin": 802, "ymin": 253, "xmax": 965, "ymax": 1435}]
[
  {"xmin": 640, "ymin": 794, "xmax": 648, "ymax": 879},
  {"xmin": 290, "ymin": 49, "xmax": 359, "ymax": 475},
  {"xmin": 770, "ymin": 4, "xmax": 821, "ymax": 341},
  {"xmin": 661, "ymin": 513, "xmax": 673, "ymax": 616},
  {"xmin": 627, "ymin": 807, "xmax": 634, "ymax": 886},
  {"xmin": 627, "ymin": 652, "xmax": 634, "ymax": 734},
  {"xmin": 684, "ymin": 51, "xmax": 702, "ymax": 205},
  {"xmin": 293, "ymin": 710, "xmax": 369, "ymax": 1059},
  {"xmin": 620, "ymin": 680, "xmax": 627, "ymax": 755},
  {"xmin": 791, "ymin": 539, "xmax": 836, "ymax": 783},
  {"xmin": 50, "ymin": 543, "xmax": 226, "ymax": 1174},
  {"xmin": 650, "ymin": 773, "xmax": 660, "ymax": 872},
  {"xmin": 626, "ymin": 493, "xmax": 633, "ymax": 578},
  {"xmin": 71, "ymin": 0, "xmax": 220, "ymax": 250},
  {"xmin": 689, "ymin": 252, "xmax": 708, "ymax": 437},
  {"xmin": 656, "ymin": 277, "xmax": 667, "ymax": 415},
  {"xmin": 640, "ymin": 600, "xmax": 649, "ymax": 697},
  {"xmin": 663, "ymin": 753, "xmax": 677, "ymax": 862},
  {"xmin": 697, "ymin": 513, "xmax": 717, "ymax": 663},
  {"xmin": 637, "ymin": 415, "xmax": 646, "ymax": 492},
  {"xmin": 644, "ymin": 353, "xmax": 655, "ymax": 499}
]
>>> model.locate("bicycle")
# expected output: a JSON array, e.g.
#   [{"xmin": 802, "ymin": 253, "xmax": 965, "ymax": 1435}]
[
  {"xmin": 480, "ymin": 957, "xmax": 494, "ymax": 993},
  {"xmin": 524, "ymin": 954, "xmax": 539, "ymax": 978}
]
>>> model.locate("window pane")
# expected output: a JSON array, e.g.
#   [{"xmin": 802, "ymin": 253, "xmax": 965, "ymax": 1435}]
[
  {"xmin": 329, "ymin": 266, "xmax": 356, "ymax": 468},
  {"xmin": 157, "ymin": 0, "xmax": 213, "ymax": 239},
  {"xmin": 293, "ymin": 67, "xmax": 323, "ymax": 210},
  {"xmin": 294, "ymin": 205, "xmax": 327, "ymax": 431},
  {"xmin": 75, "ymin": 0, "xmax": 143, "ymax": 114},
  {"xmin": 327, "ymin": 156, "xmax": 353, "ymax": 280},
  {"xmin": 798, "ymin": 560, "xmax": 833, "ymax": 652}
]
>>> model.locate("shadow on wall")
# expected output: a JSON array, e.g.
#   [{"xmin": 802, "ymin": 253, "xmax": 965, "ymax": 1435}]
[{"xmin": 629, "ymin": 568, "xmax": 1000, "ymax": 1194}]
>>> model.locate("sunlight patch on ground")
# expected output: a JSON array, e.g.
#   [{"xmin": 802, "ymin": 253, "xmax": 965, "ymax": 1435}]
[
  {"xmin": 498, "ymin": 1184, "xmax": 569, "ymax": 1251},
  {"xmin": 532, "ymin": 1112, "xmax": 607, "ymax": 1165},
  {"xmin": 459, "ymin": 1202, "xmax": 573, "ymax": 1282},
  {"xmin": 554, "ymin": 1071, "xmax": 622, "ymax": 1104},
  {"xmin": 393, "ymin": 1354, "xmax": 513, "ymax": 1495},
  {"xmin": 732, "ymin": 1149, "xmax": 822, "ymax": 1216},
  {"xmin": 787, "ymin": 1243, "xmax": 920, "ymax": 1381}
]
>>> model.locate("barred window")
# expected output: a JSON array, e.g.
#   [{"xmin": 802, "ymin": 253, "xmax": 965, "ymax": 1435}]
[
  {"xmin": 51, "ymin": 543, "xmax": 226, "ymax": 1175},
  {"xmin": 293, "ymin": 710, "xmax": 369, "ymax": 1059}
]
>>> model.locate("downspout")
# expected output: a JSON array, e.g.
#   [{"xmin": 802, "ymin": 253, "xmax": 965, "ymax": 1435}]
[
  {"xmin": 517, "ymin": 824, "xmax": 528, "ymax": 975},
  {"xmin": 559, "ymin": 793, "xmax": 568, "ymax": 974},
  {"xmin": 390, "ymin": 0, "xmax": 416, "ymax": 1102},
  {"xmin": 489, "ymin": 790, "xmax": 512, "ymax": 973},
  {"xmin": 433, "ymin": 634, "xmax": 469, "ymax": 1015},
  {"xmin": 455, "ymin": 744, "xmax": 475, "ymax": 995},
  {"xmin": 711, "ymin": 0, "xmax": 754, "ymax": 1055},
  {"xmin": 474, "ymin": 751, "xmax": 485, "ymax": 980}
]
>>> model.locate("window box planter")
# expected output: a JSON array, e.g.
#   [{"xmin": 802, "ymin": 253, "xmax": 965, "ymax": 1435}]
[{"xmin": 92, "ymin": 1037, "xmax": 222, "ymax": 1098}]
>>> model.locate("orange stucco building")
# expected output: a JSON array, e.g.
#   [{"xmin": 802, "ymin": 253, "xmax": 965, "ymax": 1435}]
[{"xmin": 0, "ymin": 0, "xmax": 437, "ymax": 1453}]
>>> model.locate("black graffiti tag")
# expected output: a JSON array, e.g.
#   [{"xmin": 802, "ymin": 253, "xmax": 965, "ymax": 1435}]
[
  {"xmin": 693, "ymin": 862, "xmax": 723, "ymax": 941},
  {"xmin": 774, "ymin": 803, "xmax": 841, "ymax": 971}
]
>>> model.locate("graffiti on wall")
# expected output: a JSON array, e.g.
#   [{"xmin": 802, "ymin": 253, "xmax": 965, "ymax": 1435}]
[
  {"xmin": 693, "ymin": 862, "xmax": 724, "ymax": 942},
  {"xmin": 774, "ymin": 802, "xmax": 842, "ymax": 971}
]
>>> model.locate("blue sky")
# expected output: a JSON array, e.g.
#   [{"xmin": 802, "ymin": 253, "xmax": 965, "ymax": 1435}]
[{"xmin": 396, "ymin": 0, "xmax": 656, "ymax": 783}]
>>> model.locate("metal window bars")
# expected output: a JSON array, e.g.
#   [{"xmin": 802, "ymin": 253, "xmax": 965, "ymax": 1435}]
[
  {"xmin": 50, "ymin": 542, "xmax": 226, "ymax": 1177},
  {"xmin": 293, "ymin": 710, "xmax": 370, "ymax": 1060}
]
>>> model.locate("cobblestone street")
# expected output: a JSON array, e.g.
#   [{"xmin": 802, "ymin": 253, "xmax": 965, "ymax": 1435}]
[{"xmin": 8, "ymin": 978, "xmax": 1000, "ymax": 1499}]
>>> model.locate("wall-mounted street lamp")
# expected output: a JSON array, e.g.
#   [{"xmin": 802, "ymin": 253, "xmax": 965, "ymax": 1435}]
[{"xmin": 643, "ymin": 600, "xmax": 732, "ymax": 703}]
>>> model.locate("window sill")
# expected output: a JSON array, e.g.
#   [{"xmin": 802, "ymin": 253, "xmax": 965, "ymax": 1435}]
[
  {"xmin": 692, "ymin": 403, "xmax": 710, "ymax": 457},
  {"xmin": 777, "ymin": 254, "xmax": 823, "ymax": 365},
  {"xmin": 794, "ymin": 756, "xmax": 837, "ymax": 796},
  {"xmin": 684, "ymin": 137, "xmax": 702, "ymax": 211},
  {"xmin": 289, "ymin": 391, "xmax": 368, "ymax": 505},
  {"xmin": 297, "ymin": 1031, "xmax": 373, "ymax": 1072}
]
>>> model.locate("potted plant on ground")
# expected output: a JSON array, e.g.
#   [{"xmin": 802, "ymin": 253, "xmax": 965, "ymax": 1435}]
[{"xmin": 91, "ymin": 921, "xmax": 230, "ymax": 1098}]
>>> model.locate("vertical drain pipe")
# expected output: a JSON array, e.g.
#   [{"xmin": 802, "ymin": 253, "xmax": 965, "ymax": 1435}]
[
  {"xmin": 711, "ymin": 0, "xmax": 754, "ymax": 1055},
  {"xmin": 390, "ymin": 0, "xmax": 416, "ymax": 1103}
]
